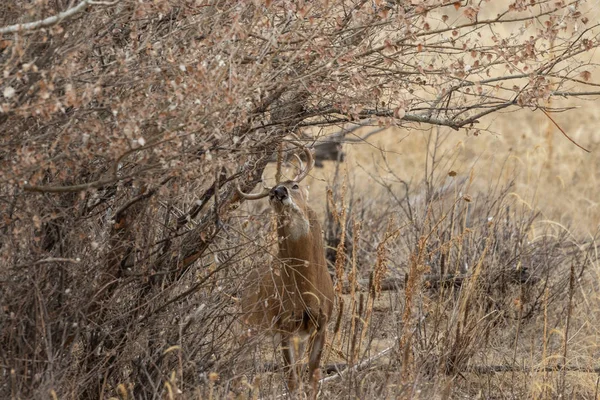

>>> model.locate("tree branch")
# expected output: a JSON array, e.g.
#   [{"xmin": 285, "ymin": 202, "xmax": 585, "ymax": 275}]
[
  {"xmin": 23, "ymin": 166, "xmax": 157, "ymax": 193},
  {"xmin": 320, "ymin": 338, "xmax": 397, "ymax": 384},
  {"xmin": 0, "ymin": 0, "xmax": 112, "ymax": 34},
  {"xmin": 465, "ymin": 364, "xmax": 600, "ymax": 374},
  {"xmin": 14, "ymin": 257, "xmax": 81, "ymax": 268}
]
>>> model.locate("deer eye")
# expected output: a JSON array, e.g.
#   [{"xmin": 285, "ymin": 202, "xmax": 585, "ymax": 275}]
[{"xmin": 292, "ymin": 184, "xmax": 299, "ymax": 190}]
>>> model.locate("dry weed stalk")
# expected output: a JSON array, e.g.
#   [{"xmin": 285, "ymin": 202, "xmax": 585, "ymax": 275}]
[
  {"xmin": 373, "ymin": 220, "xmax": 400, "ymax": 297},
  {"xmin": 541, "ymin": 287, "xmax": 550, "ymax": 399},
  {"xmin": 347, "ymin": 218, "xmax": 362, "ymax": 367},
  {"xmin": 560, "ymin": 262, "xmax": 577, "ymax": 397},
  {"xmin": 358, "ymin": 220, "xmax": 399, "ymax": 365},
  {"xmin": 400, "ymin": 234, "xmax": 427, "ymax": 382},
  {"xmin": 332, "ymin": 175, "xmax": 348, "ymax": 296}
]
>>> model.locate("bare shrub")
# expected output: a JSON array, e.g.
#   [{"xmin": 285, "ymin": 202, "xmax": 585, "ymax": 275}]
[{"xmin": 1, "ymin": 1, "xmax": 599, "ymax": 398}]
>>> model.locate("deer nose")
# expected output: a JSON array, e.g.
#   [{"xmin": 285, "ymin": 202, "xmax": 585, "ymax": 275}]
[{"xmin": 271, "ymin": 185, "xmax": 288, "ymax": 201}]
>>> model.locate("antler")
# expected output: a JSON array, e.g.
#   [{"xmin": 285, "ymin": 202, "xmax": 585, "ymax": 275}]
[
  {"xmin": 290, "ymin": 142, "xmax": 314, "ymax": 183},
  {"xmin": 291, "ymin": 153, "xmax": 304, "ymax": 173},
  {"xmin": 238, "ymin": 137, "xmax": 314, "ymax": 199},
  {"xmin": 237, "ymin": 181, "xmax": 271, "ymax": 200}
]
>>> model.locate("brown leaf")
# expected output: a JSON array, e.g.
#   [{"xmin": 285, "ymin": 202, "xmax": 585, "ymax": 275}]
[
  {"xmin": 580, "ymin": 71, "xmax": 591, "ymax": 81},
  {"xmin": 463, "ymin": 6, "xmax": 478, "ymax": 21},
  {"xmin": 0, "ymin": 40, "xmax": 10, "ymax": 51},
  {"xmin": 453, "ymin": 1, "xmax": 461, "ymax": 10},
  {"xmin": 448, "ymin": 170, "xmax": 457, "ymax": 177}
]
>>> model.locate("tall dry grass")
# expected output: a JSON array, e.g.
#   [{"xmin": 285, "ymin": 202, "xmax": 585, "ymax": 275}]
[{"xmin": 226, "ymin": 122, "xmax": 599, "ymax": 398}]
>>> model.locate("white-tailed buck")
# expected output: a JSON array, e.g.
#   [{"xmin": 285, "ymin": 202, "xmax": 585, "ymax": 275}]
[{"xmin": 238, "ymin": 143, "xmax": 334, "ymax": 393}]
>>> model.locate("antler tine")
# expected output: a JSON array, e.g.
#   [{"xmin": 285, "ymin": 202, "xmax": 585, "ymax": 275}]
[
  {"xmin": 237, "ymin": 183, "xmax": 271, "ymax": 200},
  {"xmin": 289, "ymin": 141, "xmax": 314, "ymax": 183},
  {"xmin": 291, "ymin": 153, "xmax": 304, "ymax": 175}
]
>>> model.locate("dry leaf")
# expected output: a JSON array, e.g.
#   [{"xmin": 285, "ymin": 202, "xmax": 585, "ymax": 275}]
[{"xmin": 580, "ymin": 71, "xmax": 591, "ymax": 81}]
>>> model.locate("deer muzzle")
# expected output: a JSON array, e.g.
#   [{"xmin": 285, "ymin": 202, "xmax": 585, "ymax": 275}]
[{"xmin": 270, "ymin": 185, "xmax": 289, "ymax": 202}]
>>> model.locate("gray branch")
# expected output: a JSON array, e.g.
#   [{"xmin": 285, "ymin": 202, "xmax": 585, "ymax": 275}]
[{"xmin": 0, "ymin": 0, "xmax": 106, "ymax": 34}]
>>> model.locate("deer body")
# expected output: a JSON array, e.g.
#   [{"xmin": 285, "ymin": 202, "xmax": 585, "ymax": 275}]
[{"xmin": 240, "ymin": 149, "xmax": 334, "ymax": 393}]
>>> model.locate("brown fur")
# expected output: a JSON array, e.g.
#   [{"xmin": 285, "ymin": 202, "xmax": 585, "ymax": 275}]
[{"xmin": 242, "ymin": 180, "xmax": 334, "ymax": 392}]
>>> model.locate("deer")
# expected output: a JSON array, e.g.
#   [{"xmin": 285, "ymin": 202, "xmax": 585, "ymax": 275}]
[{"xmin": 238, "ymin": 143, "xmax": 335, "ymax": 394}]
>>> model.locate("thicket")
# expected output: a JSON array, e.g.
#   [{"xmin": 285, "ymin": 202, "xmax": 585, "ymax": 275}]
[{"xmin": 1, "ymin": 1, "xmax": 598, "ymax": 398}]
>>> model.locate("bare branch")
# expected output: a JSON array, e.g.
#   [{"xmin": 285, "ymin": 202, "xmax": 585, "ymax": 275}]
[
  {"xmin": 320, "ymin": 337, "xmax": 397, "ymax": 384},
  {"xmin": 0, "ymin": 1, "xmax": 94, "ymax": 34},
  {"xmin": 540, "ymin": 108, "xmax": 591, "ymax": 153},
  {"xmin": 23, "ymin": 166, "xmax": 157, "ymax": 193},
  {"xmin": 465, "ymin": 364, "xmax": 600, "ymax": 374},
  {"xmin": 14, "ymin": 257, "xmax": 81, "ymax": 268}
]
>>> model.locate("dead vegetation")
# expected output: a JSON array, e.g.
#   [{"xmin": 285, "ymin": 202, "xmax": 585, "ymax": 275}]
[
  {"xmin": 306, "ymin": 135, "xmax": 599, "ymax": 398},
  {"xmin": 1, "ymin": 1, "xmax": 600, "ymax": 399}
]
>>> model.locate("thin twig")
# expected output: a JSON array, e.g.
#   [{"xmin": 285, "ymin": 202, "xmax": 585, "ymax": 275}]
[{"xmin": 540, "ymin": 108, "xmax": 591, "ymax": 153}]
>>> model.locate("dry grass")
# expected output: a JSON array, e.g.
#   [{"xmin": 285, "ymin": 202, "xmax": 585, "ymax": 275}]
[{"xmin": 236, "ymin": 105, "xmax": 600, "ymax": 398}]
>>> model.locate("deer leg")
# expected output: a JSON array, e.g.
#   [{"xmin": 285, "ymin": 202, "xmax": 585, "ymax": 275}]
[
  {"xmin": 307, "ymin": 317, "xmax": 327, "ymax": 384},
  {"xmin": 281, "ymin": 335, "xmax": 299, "ymax": 393}
]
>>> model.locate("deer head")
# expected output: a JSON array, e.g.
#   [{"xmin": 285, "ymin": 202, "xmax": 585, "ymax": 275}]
[
  {"xmin": 237, "ymin": 141, "xmax": 313, "ymax": 200},
  {"xmin": 238, "ymin": 142, "xmax": 334, "ymax": 394},
  {"xmin": 238, "ymin": 144, "xmax": 313, "ymax": 240}
]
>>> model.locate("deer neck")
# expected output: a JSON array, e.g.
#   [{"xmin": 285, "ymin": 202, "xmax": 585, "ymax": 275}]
[
  {"xmin": 277, "ymin": 206, "xmax": 310, "ymax": 242},
  {"xmin": 274, "ymin": 206, "xmax": 332, "ymax": 319},
  {"xmin": 276, "ymin": 207, "xmax": 318, "ymax": 269}
]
